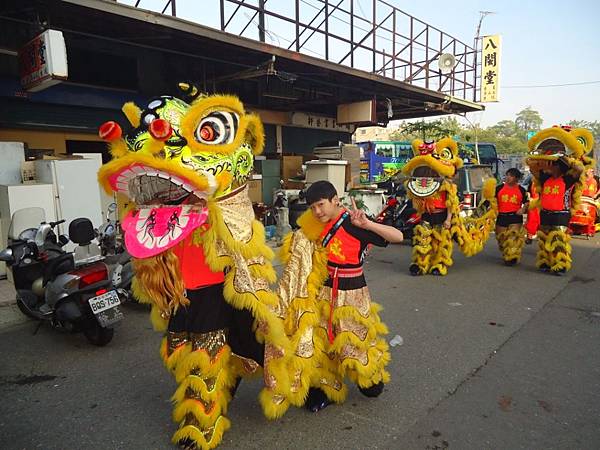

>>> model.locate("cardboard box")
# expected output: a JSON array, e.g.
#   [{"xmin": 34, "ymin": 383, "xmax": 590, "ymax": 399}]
[
  {"xmin": 21, "ymin": 161, "xmax": 36, "ymax": 184},
  {"xmin": 248, "ymin": 179, "xmax": 263, "ymax": 203},
  {"xmin": 282, "ymin": 155, "xmax": 304, "ymax": 181}
]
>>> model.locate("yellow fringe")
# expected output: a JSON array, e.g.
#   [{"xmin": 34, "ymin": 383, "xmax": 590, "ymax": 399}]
[{"xmin": 171, "ymin": 416, "xmax": 231, "ymax": 450}]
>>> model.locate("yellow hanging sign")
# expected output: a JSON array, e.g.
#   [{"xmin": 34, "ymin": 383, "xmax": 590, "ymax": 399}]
[{"xmin": 481, "ymin": 34, "xmax": 501, "ymax": 102}]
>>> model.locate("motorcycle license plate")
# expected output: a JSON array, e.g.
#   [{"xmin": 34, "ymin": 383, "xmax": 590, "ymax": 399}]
[{"xmin": 88, "ymin": 291, "xmax": 123, "ymax": 327}]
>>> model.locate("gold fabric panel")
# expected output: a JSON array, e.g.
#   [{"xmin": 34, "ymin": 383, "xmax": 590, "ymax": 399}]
[
  {"xmin": 167, "ymin": 331, "xmax": 189, "ymax": 355},
  {"xmin": 318, "ymin": 286, "xmax": 372, "ymax": 317},
  {"xmin": 295, "ymin": 325, "xmax": 315, "ymax": 359},
  {"xmin": 276, "ymin": 231, "xmax": 314, "ymax": 314},
  {"xmin": 232, "ymin": 353, "xmax": 260, "ymax": 374},
  {"xmin": 339, "ymin": 343, "xmax": 369, "ymax": 366},
  {"xmin": 190, "ymin": 329, "xmax": 228, "ymax": 359},
  {"xmin": 263, "ymin": 343, "xmax": 285, "ymax": 389},
  {"xmin": 217, "ymin": 185, "xmax": 254, "ymax": 244}
]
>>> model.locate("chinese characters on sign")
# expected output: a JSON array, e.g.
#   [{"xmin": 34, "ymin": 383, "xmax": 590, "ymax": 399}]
[
  {"xmin": 481, "ymin": 34, "xmax": 501, "ymax": 102},
  {"xmin": 290, "ymin": 112, "xmax": 355, "ymax": 132},
  {"xmin": 18, "ymin": 29, "xmax": 68, "ymax": 92}
]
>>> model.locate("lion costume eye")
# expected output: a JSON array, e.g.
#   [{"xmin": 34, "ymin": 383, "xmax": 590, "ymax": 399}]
[
  {"xmin": 440, "ymin": 148, "xmax": 453, "ymax": 160},
  {"xmin": 195, "ymin": 111, "xmax": 239, "ymax": 145}
]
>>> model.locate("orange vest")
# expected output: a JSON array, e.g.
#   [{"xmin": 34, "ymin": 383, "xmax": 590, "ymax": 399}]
[
  {"xmin": 541, "ymin": 177, "xmax": 571, "ymax": 211},
  {"xmin": 430, "ymin": 191, "xmax": 447, "ymax": 210},
  {"xmin": 583, "ymin": 178, "xmax": 598, "ymax": 197},
  {"xmin": 497, "ymin": 184, "xmax": 523, "ymax": 213},
  {"xmin": 171, "ymin": 232, "xmax": 225, "ymax": 289},
  {"xmin": 320, "ymin": 211, "xmax": 362, "ymax": 266}
]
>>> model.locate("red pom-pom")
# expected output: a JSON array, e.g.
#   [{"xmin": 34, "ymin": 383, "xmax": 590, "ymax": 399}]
[
  {"xmin": 99, "ymin": 121, "xmax": 122, "ymax": 142},
  {"xmin": 149, "ymin": 119, "xmax": 172, "ymax": 141}
]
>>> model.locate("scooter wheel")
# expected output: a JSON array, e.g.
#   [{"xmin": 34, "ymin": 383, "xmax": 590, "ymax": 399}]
[
  {"xmin": 83, "ymin": 322, "xmax": 114, "ymax": 346},
  {"xmin": 16, "ymin": 296, "xmax": 38, "ymax": 320}
]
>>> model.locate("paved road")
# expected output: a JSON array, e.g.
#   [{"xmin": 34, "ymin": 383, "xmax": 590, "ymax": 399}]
[{"xmin": 1, "ymin": 236, "xmax": 599, "ymax": 450}]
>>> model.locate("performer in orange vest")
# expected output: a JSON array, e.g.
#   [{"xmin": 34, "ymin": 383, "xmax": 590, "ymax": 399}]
[
  {"xmin": 529, "ymin": 157, "xmax": 583, "ymax": 274},
  {"xmin": 288, "ymin": 181, "xmax": 404, "ymax": 412},
  {"xmin": 495, "ymin": 168, "xmax": 529, "ymax": 265}
]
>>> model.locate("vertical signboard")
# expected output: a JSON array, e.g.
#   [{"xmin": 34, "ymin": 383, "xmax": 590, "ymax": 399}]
[
  {"xmin": 481, "ymin": 34, "xmax": 501, "ymax": 102},
  {"xmin": 19, "ymin": 29, "xmax": 68, "ymax": 92}
]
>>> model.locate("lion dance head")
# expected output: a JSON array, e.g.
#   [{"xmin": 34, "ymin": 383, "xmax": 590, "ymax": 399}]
[
  {"xmin": 98, "ymin": 88, "xmax": 264, "ymax": 260},
  {"xmin": 401, "ymin": 137, "xmax": 463, "ymax": 199}
]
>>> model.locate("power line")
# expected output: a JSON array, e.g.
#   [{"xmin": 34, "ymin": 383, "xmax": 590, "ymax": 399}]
[{"xmin": 502, "ymin": 80, "xmax": 600, "ymax": 89}]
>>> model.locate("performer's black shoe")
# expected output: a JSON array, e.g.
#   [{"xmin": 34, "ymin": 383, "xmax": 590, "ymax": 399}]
[
  {"xmin": 177, "ymin": 437, "xmax": 196, "ymax": 450},
  {"xmin": 358, "ymin": 381, "xmax": 384, "ymax": 398},
  {"xmin": 539, "ymin": 264, "xmax": 550, "ymax": 272},
  {"xmin": 552, "ymin": 268, "xmax": 566, "ymax": 276},
  {"xmin": 431, "ymin": 268, "xmax": 442, "ymax": 276},
  {"xmin": 525, "ymin": 238, "xmax": 533, "ymax": 245},
  {"xmin": 504, "ymin": 259, "xmax": 517, "ymax": 266},
  {"xmin": 305, "ymin": 387, "xmax": 332, "ymax": 412},
  {"xmin": 409, "ymin": 264, "xmax": 422, "ymax": 276}
]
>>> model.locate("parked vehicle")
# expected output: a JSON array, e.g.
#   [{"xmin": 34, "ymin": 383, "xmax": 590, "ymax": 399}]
[
  {"xmin": 97, "ymin": 203, "xmax": 134, "ymax": 302},
  {"xmin": 375, "ymin": 180, "xmax": 420, "ymax": 242},
  {"xmin": 0, "ymin": 207, "xmax": 123, "ymax": 346},
  {"xmin": 455, "ymin": 164, "xmax": 495, "ymax": 217}
]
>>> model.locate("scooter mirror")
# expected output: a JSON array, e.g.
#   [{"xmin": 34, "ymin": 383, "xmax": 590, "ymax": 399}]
[{"xmin": 0, "ymin": 248, "xmax": 13, "ymax": 263}]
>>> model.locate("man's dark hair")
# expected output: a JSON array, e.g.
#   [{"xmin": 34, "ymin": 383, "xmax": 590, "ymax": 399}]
[
  {"xmin": 506, "ymin": 168, "xmax": 522, "ymax": 180},
  {"xmin": 305, "ymin": 180, "xmax": 338, "ymax": 205}
]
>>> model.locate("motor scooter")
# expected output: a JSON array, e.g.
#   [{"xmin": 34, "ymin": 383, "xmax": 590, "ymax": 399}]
[
  {"xmin": 375, "ymin": 183, "xmax": 421, "ymax": 241},
  {"xmin": 97, "ymin": 203, "xmax": 134, "ymax": 302},
  {"xmin": 0, "ymin": 207, "xmax": 123, "ymax": 346}
]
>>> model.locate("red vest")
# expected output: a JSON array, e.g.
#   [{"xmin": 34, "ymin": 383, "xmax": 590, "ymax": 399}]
[
  {"xmin": 541, "ymin": 177, "xmax": 570, "ymax": 211},
  {"xmin": 583, "ymin": 179, "xmax": 597, "ymax": 197},
  {"xmin": 497, "ymin": 184, "xmax": 523, "ymax": 213},
  {"xmin": 430, "ymin": 191, "xmax": 447, "ymax": 210},
  {"xmin": 171, "ymin": 232, "xmax": 225, "ymax": 289},
  {"xmin": 320, "ymin": 211, "xmax": 362, "ymax": 266}
]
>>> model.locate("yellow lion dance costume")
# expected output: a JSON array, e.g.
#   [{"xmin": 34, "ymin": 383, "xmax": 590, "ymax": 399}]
[
  {"xmin": 526, "ymin": 125, "xmax": 592, "ymax": 274},
  {"xmin": 401, "ymin": 138, "xmax": 498, "ymax": 275},
  {"xmin": 98, "ymin": 87, "xmax": 290, "ymax": 449}
]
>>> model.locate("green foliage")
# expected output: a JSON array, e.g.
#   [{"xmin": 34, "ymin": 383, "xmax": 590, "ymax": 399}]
[{"xmin": 384, "ymin": 107, "xmax": 597, "ymax": 156}]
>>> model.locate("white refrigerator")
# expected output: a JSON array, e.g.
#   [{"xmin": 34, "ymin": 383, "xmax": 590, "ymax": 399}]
[{"xmin": 35, "ymin": 158, "xmax": 104, "ymax": 243}]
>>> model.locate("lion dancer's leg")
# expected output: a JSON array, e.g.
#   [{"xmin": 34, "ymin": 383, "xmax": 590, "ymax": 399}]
[
  {"xmin": 429, "ymin": 226, "xmax": 453, "ymax": 276},
  {"xmin": 317, "ymin": 283, "xmax": 389, "ymax": 401},
  {"xmin": 160, "ymin": 285, "xmax": 256, "ymax": 450},
  {"xmin": 536, "ymin": 226, "xmax": 552, "ymax": 271},
  {"xmin": 171, "ymin": 330, "xmax": 236, "ymax": 450},
  {"xmin": 409, "ymin": 223, "xmax": 432, "ymax": 276},
  {"xmin": 546, "ymin": 226, "xmax": 572, "ymax": 275},
  {"xmin": 496, "ymin": 224, "xmax": 525, "ymax": 265}
]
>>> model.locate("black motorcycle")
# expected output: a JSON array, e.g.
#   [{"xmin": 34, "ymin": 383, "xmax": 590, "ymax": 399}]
[{"xmin": 0, "ymin": 208, "xmax": 123, "ymax": 346}]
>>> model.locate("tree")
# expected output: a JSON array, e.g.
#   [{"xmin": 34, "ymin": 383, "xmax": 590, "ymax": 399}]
[
  {"xmin": 390, "ymin": 119, "xmax": 459, "ymax": 141},
  {"xmin": 515, "ymin": 107, "xmax": 543, "ymax": 132},
  {"xmin": 490, "ymin": 120, "xmax": 518, "ymax": 138}
]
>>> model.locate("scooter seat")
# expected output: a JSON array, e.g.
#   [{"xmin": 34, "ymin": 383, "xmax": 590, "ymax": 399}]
[{"xmin": 43, "ymin": 253, "xmax": 75, "ymax": 286}]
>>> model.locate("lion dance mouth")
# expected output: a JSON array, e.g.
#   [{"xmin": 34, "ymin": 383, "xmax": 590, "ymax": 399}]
[
  {"xmin": 97, "ymin": 92, "xmax": 262, "ymax": 259},
  {"xmin": 105, "ymin": 160, "xmax": 211, "ymax": 258}
]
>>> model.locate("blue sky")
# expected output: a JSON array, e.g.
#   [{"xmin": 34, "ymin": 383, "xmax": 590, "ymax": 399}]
[
  {"xmin": 393, "ymin": 0, "xmax": 600, "ymax": 127},
  {"xmin": 121, "ymin": 0, "xmax": 599, "ymax": 128}
]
